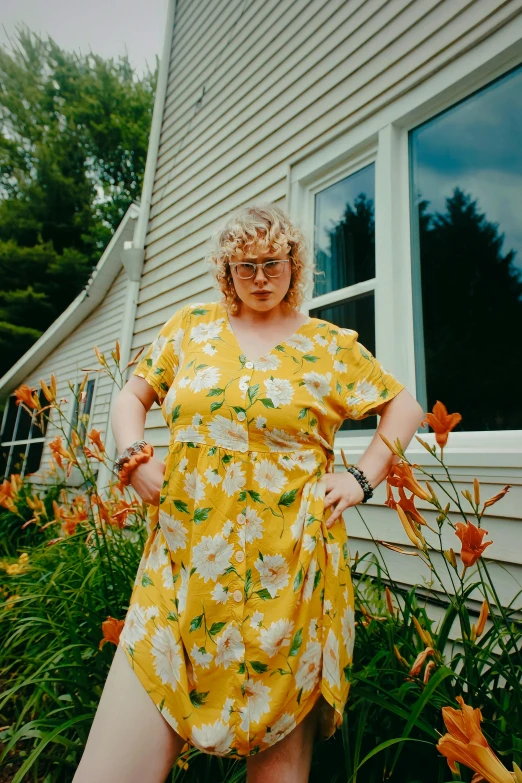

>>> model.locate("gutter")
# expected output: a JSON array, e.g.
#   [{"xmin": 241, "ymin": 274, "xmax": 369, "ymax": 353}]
[{"xmin": 97, "ymin": 0, "xmax": 178, "ymax": 492}]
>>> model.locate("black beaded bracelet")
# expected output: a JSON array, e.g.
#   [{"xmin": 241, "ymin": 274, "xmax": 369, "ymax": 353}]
[{"xmin": 347, "ymin": 466, "xmax": 374, "ymax": 503}]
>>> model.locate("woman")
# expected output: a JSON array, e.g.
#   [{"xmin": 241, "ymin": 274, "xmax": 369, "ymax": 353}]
[{"xmin": 73, "ymin": 203, "xmax": 425, "ymax": 782}]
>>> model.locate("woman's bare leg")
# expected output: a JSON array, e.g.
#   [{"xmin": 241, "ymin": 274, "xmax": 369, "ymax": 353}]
[
  {"xmin": 246, "ymin": 694, "xmax": 325, "ymax": 783},
  {"xmin": 73, "ymin": 644, "xmax": 185, "ymax": 783}
]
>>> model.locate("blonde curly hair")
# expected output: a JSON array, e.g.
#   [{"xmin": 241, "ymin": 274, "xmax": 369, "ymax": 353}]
[{"xmin": 206, "ymin": 202, "xmax": 317, "ymax": 315}]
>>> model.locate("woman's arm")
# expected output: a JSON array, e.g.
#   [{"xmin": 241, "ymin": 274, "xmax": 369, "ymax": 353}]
[
  {"xmin": 323, "ymin": 388, "xmax": 425, "ymax": 526},
  {"xmin": 110, "ymin": 376, "xmax": 166, "ymax": 506},
  {"xmin": 356, "ymin": 388, "xmax": 425, "ymax": 490}
]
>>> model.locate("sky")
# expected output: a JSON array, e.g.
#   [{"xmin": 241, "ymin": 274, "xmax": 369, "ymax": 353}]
[{"xmin": 1, "ymin": 0, "xmax": 167, "ymax": 74}]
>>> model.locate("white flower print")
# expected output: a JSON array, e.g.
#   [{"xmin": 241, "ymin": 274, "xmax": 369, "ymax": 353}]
[
  {"xmin": 178, "ymin": 456, "xmax": 189, "ymax": 473},
  {"xmin": 255, "ymin": 415, "xmax": 267, "ymax": 429},
  {"xmin": 342, "ymin": 605, "xmax": 356, "ymax": 660},
  {"xmin": 164, "ymin": 383, "xmax": 177, "ymax": 415},
  {"xmin": 303, "ymin": 534, "xmax": 316, "ymax": 553},
  {"xmin": 326, "ymin": 542, "xmax": 340, "ymax": 576},
  {"xmin": 263, "ymin": 377, "xmax": 294, "ymax": 407},
  {"xmin": 184, "ymin": 468, "xmax": 206, "ymax": 501},
  {"xmin": 162, "ymin": 564, "xmax": 174, "ymax": 590},
  {"xmin": 222, "ymin": 520, "xmax": 234, "ymax": 538},
  {"xmin": 190, "ymin": 319, "xmax": 224, "ymax": 344},
  {"xmin": 147, "ymin": 532, "xmax": 169, "ymax": 571},
  {"xmin": 303, "ymin": 558, "xmax": 318, "ymax": 602},
  {"xmin": 191, "ymin": 644, "xmax": 213, "ymax": 668},
  {"xmin": 175, "ymin": 425, "xmax": 205, "ymax": 444},
  {"xmin": 253, "ymin": 354, "xmax": 280, "ymax": 372},
  {"xmin": 286, "ymin": 334, "xmax": 314, "ymax": 353},
  {"xmin": 222, "ymin": 461, "xmax": 246, "ymax": 496},
  {"xmin": 323, "ymin": 629, "xmax": 341, "ymax": 689},
  {"xmin": 291, "ymin": 492, "xmax": 309, "ymax": 540},
  {"xmin": 242, "ymin": 679, "xmax": 271, "ymax": 724},
  {"xmin": 238, "ymin": 374, "xmax": 250, "ymax": 393},
  {"xmin": 190, "ymin": 366, "xmax": 221, "ymax": 392},
  {"xmin": 314, "ymin": 334, "xmax": 328, "ymax": 346},
  {"xmin": 202, "ymin": 342, "xmax": 217, "ymax": 355},
  {"xmin": 220, "ymin": 697, "xmax": 234, "ymax": 723},
  {"xmin": 263, "ymin": 427, "xmax": 303, "ymax": 452},
  {"xmin": 327, "ymin": 337, "xmax": 339, "ymax": 356},
  {"xmin": 204, "ymin": 466, "xmax": 222, "ymax": 486},
  {"xmin": 177, "ymin": 564, "xmax": 189, "ymax": 614},
  {"xmin": 211, "ymin": 583, "xmax": 229, "ymax": 604},
  {"xmin": 215, "ymin": 624, "xmax": 245, "ymax": 669},
  {"xmin": 339, "ymin": 327, "xmax": 357, "ymax": 336},
  {"xmin": 150, "ymin": 335, "xmax": 167, "ymax": 364},
  {"xmin": 159, "ymin": 704, "xmax": 179, "ymax": 732},
  {"xmin": 324, "ymin": 599, "xmax": 332, "ymax": 612},
  {"xmin": 333, "ymin": 360, "xmax": 347, "ymax": 373},
  {"xmin": 192, "ymin": 534, "xmax": 233, "ymax": 583},
  {"xmin": 263, "ymin": 713, "xmax": 296, "ymax": 746},
  {"xmin": 259, "ymin": 618, "xmax": 294, "ymax": 657},
  {"xmin": 303, "ymin": 371, "xmax": 331, "ymax": 402},
  {"xmin": 192, "ymin": 413, "xmax": 203, "ymax": 426},
  {"xmin": 178, "ymin": 376, "xmax": 190, "ymax": 387},
  {"xmin": 255, "ymin": 554, "xmax": 290, "ymax": 598},
  {"xmin": 208, "ymin": 415, "xmax": 248, "ymax": 452},
  {"xmin": 250, "ymin": 610, "xmax": 264, "ymax": 628},
  {"xmin": 345, "ymin": 380, "xmax": 380, "ymax": 415},
  {"xmin": 279, "ymin": 450, "xmax": 318, "ymax": 473},
  {"xmin": 191, "ymin": 720, "xmax": 234, "ymax": 754},
  {"xmin": 295, "ymin": 640, "xmax": 322, "ymax": 693},
  {"xmin": 309, "ymin": 617, "xmax": 319, "ymax": 641},
  {"xmin": 120, "ymin": 603, "xmax": 156, "ymax": 648},
  {"xmin": 151, "ymin": 624, "xmax": 182, "ymax": 688},
  {"xmin": 254, "ymin": 459, "xmax": 286, "ymax": 493},
  {"xmin": 172, "ymin": 327, "xmax": 185, "ymax": 357},
  {"xmin": 237, "ymin": 506, "xmax": 264, "ymax": 543},
  {"xmin": 158, "ymin": 511, "xmax": 188, "ymax": 554}
]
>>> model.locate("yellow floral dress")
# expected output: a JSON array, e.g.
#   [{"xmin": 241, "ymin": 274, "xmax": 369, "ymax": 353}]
[{"xmin": 119, "ymin": 299, "xmax": 404, "ymax": 758}]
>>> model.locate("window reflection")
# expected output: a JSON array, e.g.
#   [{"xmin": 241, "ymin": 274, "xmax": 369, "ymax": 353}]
[
  {"xmin": 314, "ymin": 164, "xmax": 375, "ymax": 297},
  {"xmin": 310, "ymin": 294, "xmax": 376, "ymax": 432},
  {"xmin": 410, "ymin": 64, "xmax": 522, "ymax": 431}
]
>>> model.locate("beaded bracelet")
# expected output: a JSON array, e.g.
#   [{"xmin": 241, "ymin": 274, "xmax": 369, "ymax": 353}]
[
  {"xmin": 117, "ymin": 443, "xmax": 154, "ymax": 486},
  {"xmin": 346, "ymin": 466, "xmax": 374, "ymax": 503}
]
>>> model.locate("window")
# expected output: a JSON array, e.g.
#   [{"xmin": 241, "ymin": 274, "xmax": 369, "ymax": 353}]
[
  {"xmin": 410, "ymin": 63, "xmax": 522, "ymax": 432},
  {"xmin": 310, "ymin": 162, "xmax": 377, "ymax": 432},
  {"xmin": 0, "ymin": 389, "xmax": 50, "ymax": 479},
  {"xmin": 69, "ymin": 378, "xmax": 96, "ymax": 443}
]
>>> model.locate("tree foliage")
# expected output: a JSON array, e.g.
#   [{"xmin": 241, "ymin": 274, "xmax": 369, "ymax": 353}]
[{"xmin": 0, "ymin": 27, "xmax": 156, "ymax": 379}]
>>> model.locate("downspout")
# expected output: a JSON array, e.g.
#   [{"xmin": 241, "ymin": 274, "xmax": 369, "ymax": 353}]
[{"xmin": 97, "ymin": 0, "xmax": 178, "ymax": 494}]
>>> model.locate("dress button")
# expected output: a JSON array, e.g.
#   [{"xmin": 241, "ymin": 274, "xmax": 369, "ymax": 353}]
[
  {"xmin": 237, "ymin": 412, "xmax": 246, "ymax": 421},
  {"xmin": 237, "ymin": 515, "xmax": 245, "ymax": 525},
  {"xmin": 233, "ymin": 589, "xmax": 243, "ymax": 603},
  {"xmin": 245, "ymin": 361, "xmax": 254, "ymax": 369},
  {"xmin": 235, "ymin": 550, "xmax": 245, "ymax": 562}
]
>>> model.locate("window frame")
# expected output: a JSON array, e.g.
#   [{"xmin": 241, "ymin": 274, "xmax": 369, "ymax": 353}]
[
  {"xmin": 287, "ymin": 35, "xmax": 522, "ymax": 468},
  {"xmin": 0, "ymin": 390, "xmax": 49, "ymax": 479}
]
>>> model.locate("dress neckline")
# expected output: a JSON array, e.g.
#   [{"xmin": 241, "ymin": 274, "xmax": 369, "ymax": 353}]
[{"xmin": 218, "ymin": 300, "xmax": 312, "ymax": 364}]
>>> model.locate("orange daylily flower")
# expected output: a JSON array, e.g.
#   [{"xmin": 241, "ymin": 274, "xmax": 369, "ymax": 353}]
[
  {"xmin": 396, "ymin": 505, "xmax": 425, "ymax": 549},
  {"xmin": 455, "ymin": 521, "xmax": 493, "ymax": 567},
  {"xmin": 423, "ymin": 660, "xmax": 436, "ymax": 684},
  {"xmin": 387, "ymin": 463, "xmax": 430, "ymax": 501},
  {"xmin": 88, "ymin": 429, "xmax": 106, "ymax": 452},
  {"xmin": 422, "ymin": 400, "xmax": 462, "ymax": 449},
  {"xmin": 14, "ymin": 384, "xmax": 40, "ymax": 410},
  {"xmin": 437, "ymin": 696, "xmax": 517, "ymax": 783},
  {"xmin": 49, "ymin": 436, "xmax": 70, "ymax": 470},
  {"xmin": 376, "ymin": 540, "xmax": 420, "ymax": 556},
  {"xmin": 99, "ymin": 616, "xmax": 125, "ymax": 649},
  {"xmin": 409, "ymin": 646, "xmax": 435, "ymax": 677},
  {"xmin": 384, "ymin": 482, "xmax": 397, "ymax": 510},
  {"xmin": 472, "ymin": 599, "xmax": 489, "ymax": 640},
  {"xmin": 481, "ymin": 485, "xmax": 511, "ymax": 514},
  {"xmin": 397, "ymin": 486, "xmax": 428, "ymax": 526}
]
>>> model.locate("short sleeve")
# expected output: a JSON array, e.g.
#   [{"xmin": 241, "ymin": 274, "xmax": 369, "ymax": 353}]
[
  {"xmin": 331, "ymin": 328, "xmax": 405, "ymax": 420},
  {"xmin": 132, "ymin": 305, "xmax": 186, "ymax": 405}
]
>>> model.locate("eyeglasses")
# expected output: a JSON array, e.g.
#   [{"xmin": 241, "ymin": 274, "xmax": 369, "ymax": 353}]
[{"xmin": 229, "ymin": 259, "xmax": 289, "ymax": 279}]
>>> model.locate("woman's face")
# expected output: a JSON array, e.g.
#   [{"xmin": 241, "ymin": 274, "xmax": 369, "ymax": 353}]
[{"xmin": 229, "ymin": 245, "xmax": 292, "ymax": 312}]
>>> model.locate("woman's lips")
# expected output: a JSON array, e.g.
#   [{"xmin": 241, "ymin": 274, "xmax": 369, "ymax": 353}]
[{"xmin": 252, "ymin": 291, "xmax": 271, "ymax": 296}]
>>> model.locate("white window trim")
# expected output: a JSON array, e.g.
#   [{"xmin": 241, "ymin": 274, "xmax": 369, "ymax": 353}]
[
  {"xmin": 0, "ymin": 394, "xmax": 48, "ymax": 479},
  {"xmin": 287, "ymin": 26, "xmax": 522, "ymax": 470}
]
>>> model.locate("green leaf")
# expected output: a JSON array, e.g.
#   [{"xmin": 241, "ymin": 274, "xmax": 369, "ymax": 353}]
[
  {"xmin": 260, "ymin": 398, "xmax": 275, "ymax": 408},
  {"xmin": 141, "ymin": 573, "xmax": 153, "ymax": 587},
  {"xmin": 208, "ymin": 622, "xmax": 226, "ymax": 636},
  {"xmin": 249, "ymin": 660, "xmax": 268, "ymax": 673},
  {"xmin": 189, "ymin": 689, "xmax": 209, "ymax": 707},
  {"xmin": 256, "ymin": 588, "xmax": 272, "ymax": 600},
  {"xmin": 190, "ymin": 614, "xmax": 203, "ymax": 632},
  {"xmin": 207, "ymin": 387, "xmax": 224, "ymax": 396},
  {"xmin": 289, "ymin": 628, "xmax": 303, "ymax": 657},
  {"xmin": 174, "ymin": 499, "xmax": 189, "ymax": 514},
  {"xmin": 279, "ymin": 489, "xmax": 298, "ymax": 506},
  {"xmin": 193, "ymin": 507, "xmax": 212, "ymax": 524},
  {"xmin": 293, "ymin": 567, "xmax": 304, "ymax": 592}
]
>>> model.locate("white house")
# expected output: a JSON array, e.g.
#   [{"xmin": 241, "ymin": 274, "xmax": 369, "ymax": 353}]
[{"xmin": 1, "ymin": 0, "xmax": 520, "ymax": 615}]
